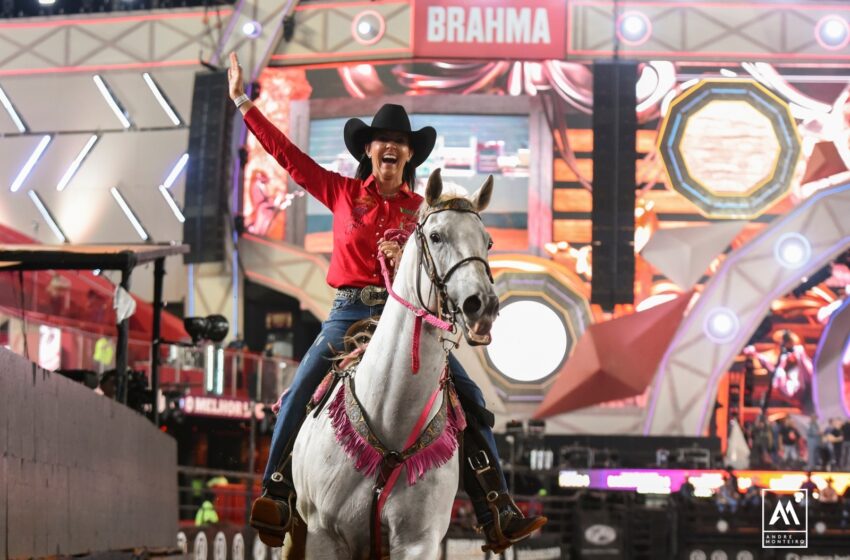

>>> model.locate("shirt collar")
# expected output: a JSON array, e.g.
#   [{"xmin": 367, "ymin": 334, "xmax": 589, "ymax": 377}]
[{"xmin": 364, "ymin": 174, "xmax": 413, "ymax": 199}]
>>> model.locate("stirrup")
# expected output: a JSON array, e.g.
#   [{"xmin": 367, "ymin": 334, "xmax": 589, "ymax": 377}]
[
  {"xmin": 467, "ymin": 450, "xmax": 547, "ymax": 554},
  {"xmin": 250, "ymin": 491, "xmax": 297, "ymax": 547}
]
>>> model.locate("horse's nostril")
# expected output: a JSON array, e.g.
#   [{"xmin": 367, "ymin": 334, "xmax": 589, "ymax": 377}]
[{"xmin": 463, "ymin": 295, "xmax": 482, "ymax": 316}]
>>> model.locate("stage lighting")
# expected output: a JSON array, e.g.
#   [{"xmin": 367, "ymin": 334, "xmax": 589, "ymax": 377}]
[
  {"xmin": 816, "ymin": 15, "xmax": 849, "ymax": 50},
  {"xmin": 716, "ymin": 519, "xmax": 729, "ymax": 533},
  {"xmin": 38, "ymin": 0, "xmax": 56, "ymax": 5},
  {"xmin": 528, "ymin": 419, "xmax": 546, "ymax": 435},
  {"xmin": 773, "ymin": 232, "xmax": 811, "ymax": 270},
  {"xmin": 703, "ymin": 307, "xmax": 740, "ymax": 344},
  {"xmin": 242, "ymin": 20, "xmax": 262, "ymax": 39},
  {"xmin": 485, "ymin": 300, "xmax": 568, "ymax": 383},
  {"xmin": 184, "ymin": 316, "xmax": 209, "ymax": 345},
  {"xmin": 351, "ymin": 10, "xmax": 385, "ymax": 45},
  {"xmin": 815, "ymin": 521, "xmax": 826, "ymax": 534},
  {"xmin": 183, "ymin": 314, "xmax": 230, "ymax": 345},
  {"xmin": 617, "ymin": 11, "xmax": 651, "ymax": 45},
  {"xmin": 506, "ymin": 420, "xmax": 524, "ymax": 435},
  {"xmin": 110, "ymin": 186, "xmax": 149, "ymax": 241},
  {"xmin": 11, "ymin": 135, "xmax": 51, "ymax": 192},
  {"xmin": 205, "ymin": 314, "xmax": 229, "ymax": 343}
]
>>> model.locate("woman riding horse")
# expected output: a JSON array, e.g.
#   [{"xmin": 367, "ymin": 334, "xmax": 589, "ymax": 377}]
[{"xmin": 228, "ymin": 52, "xmax": 546, "ymax": 553}]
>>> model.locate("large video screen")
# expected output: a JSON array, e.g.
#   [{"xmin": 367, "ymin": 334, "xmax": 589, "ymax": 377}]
[{"xmin": 306, "ymin": 113, "xmax": 530, "ymax": 253}]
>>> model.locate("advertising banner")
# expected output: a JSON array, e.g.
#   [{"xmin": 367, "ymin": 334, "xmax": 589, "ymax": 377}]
[{"xmin": 413, "ymin": 0, "xmax": 566, "ymax": 60}]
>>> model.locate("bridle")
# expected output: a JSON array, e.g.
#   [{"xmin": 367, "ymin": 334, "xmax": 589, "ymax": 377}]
[{"xmin": 413, "ymin": 198, "xmax": 494, "ymax": 323}]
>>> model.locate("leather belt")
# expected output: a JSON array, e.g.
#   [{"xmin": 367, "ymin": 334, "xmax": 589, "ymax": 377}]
[{"xmin": 336, "ymin": 285, "xmax": 388, "ymax": 306}]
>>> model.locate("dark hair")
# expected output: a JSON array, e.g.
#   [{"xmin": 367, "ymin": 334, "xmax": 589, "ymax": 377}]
[{"xmin": 354, "ymin": 152, "xmax": 417, "ymax": 188}]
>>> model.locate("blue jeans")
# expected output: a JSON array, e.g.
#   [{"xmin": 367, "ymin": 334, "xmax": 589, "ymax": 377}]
[{"xmin": 262, "ymin": 293, "xmax": 506, "ymax": 522}]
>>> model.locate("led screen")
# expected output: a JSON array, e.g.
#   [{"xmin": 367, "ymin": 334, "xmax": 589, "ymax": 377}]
[{"xmin": 306, "ymin": 113, "xmax": 530, "ymax": 253}]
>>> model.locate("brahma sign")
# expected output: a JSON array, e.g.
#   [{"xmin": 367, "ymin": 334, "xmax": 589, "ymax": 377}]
[{"xmin": 413, "ymin": 0, "xmax": 566, "ymax": 60}]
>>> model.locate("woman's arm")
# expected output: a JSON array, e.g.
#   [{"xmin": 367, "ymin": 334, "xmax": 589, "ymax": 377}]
[{"xmin": 228, "ymin": 52, "xmax": 347, "ymax": 210}]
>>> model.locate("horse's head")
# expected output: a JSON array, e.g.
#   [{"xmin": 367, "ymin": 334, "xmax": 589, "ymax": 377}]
[{"xmin": 415, "ymin": 168, "xmax": 497, "ymax": 346}]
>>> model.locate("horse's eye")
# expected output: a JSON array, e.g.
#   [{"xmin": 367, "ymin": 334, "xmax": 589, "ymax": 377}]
[
  {"xmin": 429, "ymin": 232, "xmax": 442, "ymax": 244},
  {"xmin": 487, "ymin": 238, "xmax": 494, "ymax": 250}
]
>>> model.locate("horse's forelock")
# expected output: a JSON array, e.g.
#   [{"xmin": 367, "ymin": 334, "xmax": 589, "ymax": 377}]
[{"xmin": 416, "ymin": 195, "xmax": 473, "ymax": 220}]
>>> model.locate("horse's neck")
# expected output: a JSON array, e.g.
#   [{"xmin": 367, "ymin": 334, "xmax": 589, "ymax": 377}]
[{"xmin": 354, "ymin": 247, "xmax": 447, "ymax": 452}]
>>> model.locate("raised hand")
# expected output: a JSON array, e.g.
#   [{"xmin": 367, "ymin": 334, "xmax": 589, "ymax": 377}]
[{"xmin": 228, "ymin": 52, "xmax": 245, "ymax": 100}]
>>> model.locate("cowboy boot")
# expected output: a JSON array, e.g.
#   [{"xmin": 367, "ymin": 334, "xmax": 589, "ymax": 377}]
[
  {"xmin": 250, "ymin": 460, "xmax": 297, "ymax": 547},
  {"xmin": 465, "ymin": 448, "xmax": 548, "ymax": 554}
]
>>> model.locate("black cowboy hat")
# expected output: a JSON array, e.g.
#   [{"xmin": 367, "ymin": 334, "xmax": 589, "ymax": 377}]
[{"xmin": 343, "ymin": 104, "xmax": 436, "ymax": 169}]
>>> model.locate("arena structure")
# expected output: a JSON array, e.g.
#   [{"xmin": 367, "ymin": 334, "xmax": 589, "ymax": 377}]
[{"xmin": 2, "ymin": 0, "xmax": 850, "ymax": 558}]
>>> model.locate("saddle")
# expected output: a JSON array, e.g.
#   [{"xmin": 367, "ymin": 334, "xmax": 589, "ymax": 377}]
[
  {"xmin": 308, "ymin": 317, "xmax": 380, "ymax": 417},
  {"xmin": 343, "ymin": 317, "xmax": 379, "ymax": 353}
]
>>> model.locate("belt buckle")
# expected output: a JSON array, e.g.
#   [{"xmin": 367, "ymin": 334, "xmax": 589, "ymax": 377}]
[{"xmin": 360, "ymin": 286, "xmax": 386, "ymax": 306}]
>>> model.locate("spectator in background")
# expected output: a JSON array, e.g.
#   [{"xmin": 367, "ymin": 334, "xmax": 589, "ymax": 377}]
[
  {"xmin": 715, "ymin": 474, "xmax": 740, "ymax": 515},
  {"xmin": 195, "ymin": 493, "xmax": 220, "ymax": 526},
  {"xmin": 820, "ymin": 478, "xmax": 839, "ymax": 503},
  {"xmin": 724, "ymin": 467, "xmax": 739, "ymax": 494},
  {"xmin": 750, "ymin": 416, "xmax": 773, "ymax": 469},
  {"xmin": 94, "ymin": 369, "xmax": 116, "ymax": 399},
  {"xmin": 841, "ymin": 419, "xmax": 850, "ymax": 468},
  {"xmin": 742, "ymin": 485, "xmax": 762, "ymax": 510},
  {"xmin": 807, "ymin": 414, "xmax": 823, "ymax": 471},
  {"xmin": 801, "ymin": 472, "xmax": 818, "ymax": 494},
  {"xmin": 677, "ymin": 479, "xmax": 697, "ymax": 504},
  {"xmin": 779, "ymin": 416, "xmax": 802, "ymax": 468},
  {"xmin": 801, "ymin": 472, "xmax": 818, "ymax": 506},
  {"xmin": 771, "ymin": 416, "xmax": 782, "ymax": 466},
  {"xmin": 825, "ymin": 418, "xmax": 844, "ymax": 469}
]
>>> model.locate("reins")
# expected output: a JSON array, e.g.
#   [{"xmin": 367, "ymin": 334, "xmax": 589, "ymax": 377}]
[{"xmin": 377, "ymin": 234, "xmax": 452, "ymax": 373}]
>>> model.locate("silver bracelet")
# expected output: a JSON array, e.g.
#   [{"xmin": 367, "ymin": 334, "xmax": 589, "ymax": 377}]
[{"xmin": 233, "ymin": 94, "xmax": 250, "ymax": 108}]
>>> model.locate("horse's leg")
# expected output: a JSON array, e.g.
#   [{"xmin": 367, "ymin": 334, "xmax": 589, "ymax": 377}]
[
  {"xmin": 282, "ymin": 519, "xmax": 307, "ymax": 560},
  {"xmin": 303, "ymin": 527, "xmax": 349, "ymax": 560},
  {"xmin": 388, "ymin": 531, "xmax": 442, "ymax": 560}
]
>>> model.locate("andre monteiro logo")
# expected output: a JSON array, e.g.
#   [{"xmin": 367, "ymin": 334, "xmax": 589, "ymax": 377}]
[{"xmin": 762, "ymin": 489, "xmax": 808, "ymax": 548}]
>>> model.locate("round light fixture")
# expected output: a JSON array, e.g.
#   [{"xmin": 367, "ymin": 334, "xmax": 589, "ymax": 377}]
[
  {"xmin": 617, "ymin": 11, "xmax": 652, "ymax": 46},
  {"xmin": 716, "ymin": 519, "xmax": 729, "ymax": 533},
  {"xmin": 485, "ymin": 300, "xmax": 568, "ymax": 383},
  {"xmin": 703, "ymin": 307, "xmax": 740, "ymax": 344},
  {"xmin": 351, "ymin": 10, "xmax": 385, "ymax": 45},
  {"xmin": 773, "ymin": 232, "xmax": 812, "ymax": 270},
  {"xmin": 816, "ymin": 15, "xmax": 850, "ymax": 50},
  {"xmin": 815, "ymin": 520, "xmax": 827, "ymax": 534},
  {"xmin": 242, "ymin": 20, "xmax": 262, "ymax": 39}
]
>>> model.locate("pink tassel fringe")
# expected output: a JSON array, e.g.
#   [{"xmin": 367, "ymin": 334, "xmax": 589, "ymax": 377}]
[
  {"xmin": 329, "ymin": 387, "xmax": 384, "ymax": 478},
  {"xmin": 328, "ymin": 385, "xmax": 467, "ymax": 486}
]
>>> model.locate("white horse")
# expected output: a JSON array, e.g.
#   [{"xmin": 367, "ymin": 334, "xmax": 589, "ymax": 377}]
[{"xmin": 291, "ymin": 169, "xmax": 498, "ymax": 559}]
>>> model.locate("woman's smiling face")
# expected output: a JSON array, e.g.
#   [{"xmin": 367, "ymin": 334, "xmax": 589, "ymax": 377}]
[{"xmin": 366, "ymin": 130, "xmax": 413, "ymax": 189}]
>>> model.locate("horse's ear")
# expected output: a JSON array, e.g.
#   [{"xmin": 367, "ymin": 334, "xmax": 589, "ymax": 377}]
[
  {"xmin": 425, "ymin": 168, "xmax": 443, "ymax": 206},
  {"xmin": 471, "ymin": 175, "xmax": 494, "ymax": 212}
]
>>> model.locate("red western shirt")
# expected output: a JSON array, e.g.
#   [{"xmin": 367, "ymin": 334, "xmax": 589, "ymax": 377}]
[{"xmin": 244, "ymin": 106, "xmax": 422, "ymax": 288}]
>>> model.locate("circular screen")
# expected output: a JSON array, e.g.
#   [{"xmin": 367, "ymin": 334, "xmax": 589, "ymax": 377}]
[{"xmin": 485, "ymin": 300, "xmax": 568, "ymax": 383}]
